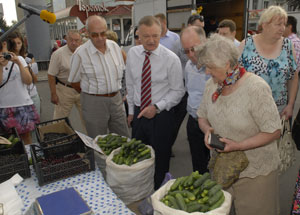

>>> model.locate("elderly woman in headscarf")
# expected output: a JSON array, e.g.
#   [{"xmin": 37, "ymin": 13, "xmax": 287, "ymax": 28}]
[{"xmin": 196, "ymin": 34, "xmax": 281, "ymax": 215}]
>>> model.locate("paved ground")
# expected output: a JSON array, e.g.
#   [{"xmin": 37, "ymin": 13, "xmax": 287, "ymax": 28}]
[{"xmin": 36, "ymin": 70, "xmax": 300, "ymax": 214}]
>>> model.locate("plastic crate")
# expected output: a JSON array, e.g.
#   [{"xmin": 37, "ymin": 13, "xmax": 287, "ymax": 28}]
[
  {"xmin": 0, "ymin": 128, "xmax": 31, "ymax": 183},
  {"xmin": 35, "ymin": 117, "xmax": 75, "ymax": 147},
  {"xmin": 30, "ymin": 139, "xmax": 95, "ymax": 186}
]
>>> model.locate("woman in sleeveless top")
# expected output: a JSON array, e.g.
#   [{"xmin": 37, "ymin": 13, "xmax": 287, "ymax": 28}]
[{"xmin": 239, "ymin": 5, "xmax": 298, "ymax": 119}]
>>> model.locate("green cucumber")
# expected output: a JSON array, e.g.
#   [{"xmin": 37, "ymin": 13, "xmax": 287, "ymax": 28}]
[
  {"xmin": 209, "ymin": 192, "xmax": 225, "ymax": 210},
  {"xmin": 165, "ymin": 195, "xmax": 179, "ymax": 209},
  {"xmin": 175, "ymin": 193, "xmax": 187, "ymax": 211},
  {"xmin": 170, "ymin": 177, "xmax": 184, "ymax": 191},
  {"xmin": 187, "ymin": 202, "xmax": 203, "ymax": 213},
  {"xmin": 193, "ymin": 172, "xmax": 210, "ymax": 187},
  {"xmin": 208, "ymin": 190, "xmax": 224, "ymax": 206},
  {"xmin": 208, "ymin": 184, "xmax": 222, "ymax": 197}
]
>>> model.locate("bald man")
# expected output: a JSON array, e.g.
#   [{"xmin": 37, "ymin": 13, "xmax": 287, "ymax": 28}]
[{"xmin": 68, "ymin": 15, "xmax": 129, "ymax": 138}]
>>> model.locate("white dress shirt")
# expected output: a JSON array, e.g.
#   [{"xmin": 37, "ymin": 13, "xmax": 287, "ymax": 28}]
[
  {"xmin": 126, "ymin": 44, "xmax": 185, "ymax": 115},
  {"xmin": 68, "ymin": 39, "xmax": 125, "ymax": 94}
]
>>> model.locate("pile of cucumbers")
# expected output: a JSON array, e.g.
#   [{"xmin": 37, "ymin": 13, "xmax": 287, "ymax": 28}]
[
  {"xmin": 112, "ymin": 138, "xmax": 151, "ymax": 166},
  {"xmin": 0, "ymin": 135, "xmax": 20, "ymax": 150},
  {"xmin": 97, "ymin": 134, "xmax": 129, "ymax": 155},
  {"xmin": 161, "ymin": 171, "xmax": 225, "ymax": 213}
]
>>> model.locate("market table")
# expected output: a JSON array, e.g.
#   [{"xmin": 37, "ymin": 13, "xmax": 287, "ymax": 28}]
[{"xmin": 15, "ymin": 146, "xmax": 135, "ymax": 215}]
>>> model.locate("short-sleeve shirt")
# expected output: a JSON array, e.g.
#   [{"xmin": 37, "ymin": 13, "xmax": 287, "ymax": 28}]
[
  {"xmin": 68, "ymin": 39, "xmax": 125, "ymax": 94},
  {"xmin": 48, "ymin": 45, "xmax": 73, "ymax": 84},
  {"xmin": 239, "ymin": 36, "xmax": 297, "ymax": 108},
  {"xmin": 0, "ymin": 57, "xmax": 33, "ymax": 108},
  {"xmin": 288, "ymin": 33, "xmax": 300, "ymax": 70},
  {"xmin": 197, "ymin": 73, "xmax": 281, "ymax": 178}
]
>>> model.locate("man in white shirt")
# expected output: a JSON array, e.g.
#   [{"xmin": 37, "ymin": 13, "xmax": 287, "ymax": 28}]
[
  {"xmin": 48, "ymin": 30, "xmax": 86, "ymax": 129},
  {"xmin": 126, "ymin": 16, "xmax": 185, "ymax": 189},
  {"xmin": 68, "ymin": 15, "xmax": 129, "ymax": 138},
  {"xmin": 218, "ymin": 19, "xmax": 240, "ymax": 47}
]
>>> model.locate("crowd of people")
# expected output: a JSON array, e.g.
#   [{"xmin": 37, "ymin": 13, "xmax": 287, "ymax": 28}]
[{"xmin": 1, "ymin": 4, "xmax": 300, "ymax": 214}]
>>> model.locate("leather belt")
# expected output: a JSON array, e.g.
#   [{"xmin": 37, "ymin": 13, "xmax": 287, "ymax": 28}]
[
  {"xmin": 85, "ymin": 91, "xmax": 118, "ymax": 97},
  {"xmin": 56, "ymin": 78, "xmax": 72, "ymax": 88}
]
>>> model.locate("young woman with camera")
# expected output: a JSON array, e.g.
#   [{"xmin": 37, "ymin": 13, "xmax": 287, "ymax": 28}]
[{"xmin": 0, "ymin": 32, "xmax": 40, "ymax": 145}]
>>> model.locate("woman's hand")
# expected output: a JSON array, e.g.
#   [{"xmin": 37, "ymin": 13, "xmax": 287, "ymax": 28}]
[
  {"xmin": 281, "ymin": 104, "xmax": 293, "ymax": 120},
  {"xmin": 204, "ymin": 127, "xmax": 214, "ymax": 150},
  {"xmin": 8, "ymin": 52, "xmax": 21, "ymax": 65},
  {"xmin": 218, "ymin": 138, "xmax": 240, "ymax": 152}
]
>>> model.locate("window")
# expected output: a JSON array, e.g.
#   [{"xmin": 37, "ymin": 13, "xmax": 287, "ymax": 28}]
[
  {"xmin": 263, "ymin": 1, "xmax": 269, "ymax": 9},
  {"xmin": 253, "ymin": 0, "xmax": 258, "ymax": 10}
]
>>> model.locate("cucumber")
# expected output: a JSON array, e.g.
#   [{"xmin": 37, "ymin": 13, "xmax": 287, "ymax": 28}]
[
  {"xmin": 175, "ymin": 193, "xmax": 187, "ymax": 211},
  {"xmin": 187, "ymin": 202, "xmax": 203, "ymax": 213},
  {"xmin": 165, "ymin": 195, "xmax": 179, "ymax": 209},
  {"xmin": 136, "ymin": 153, "xmax": 151, "ymax": 163},
  {"xmin": 201, "ymin": 179, "xmax": 217, "ymax": 191},
  {"xmin": 184, "ymin": 190, "xmax": 196, "ymax": 201},
  {"xmin": 208, "ymin": 190, "xmax": 224, "ymax": 206},
  {"xmin": 200, "ymin": 204, "xmax": 209, "ymax": 212},
  {"xmin": 137, "ymin": 148, "xmax": 150, "ymax": 158},
  {"xmin": 170, "ymin": 177, "xmax": 184, "ymax": 191},
  {"xmin": 193, "ymin": 172, "xmax": 210, "ymax": 187},
  {"xmin": 184, "ymin": 174, "xmax": 194, "ymax": 187},
  {"xmin": 208, "ymin": 184, "xmax": 222, "ymax": 197},
  {"xmin": 209, "ymin": 193, "xmax": 225, "ymax": 210}
]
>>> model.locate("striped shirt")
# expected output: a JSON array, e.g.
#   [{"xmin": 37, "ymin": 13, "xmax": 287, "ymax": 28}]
[{"xmin": 68, "ymin": 39, "xmax": 125, "ymax": 94}]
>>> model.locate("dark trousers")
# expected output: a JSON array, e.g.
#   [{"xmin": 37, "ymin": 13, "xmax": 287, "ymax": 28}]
[
  {"xmin": 186, "ymin": 115, "xmax": 210, "ymax": 174},
  {"xmin": 171, "ymin": 93, "xmax": 188, "ymax": 147},
  {"xmin": 132, "ymin": 106, "xmax": 175, "ymax": 190}
]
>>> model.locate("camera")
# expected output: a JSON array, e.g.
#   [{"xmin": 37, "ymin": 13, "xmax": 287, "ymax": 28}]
[{"xmin": 2, "ymin": 53, "xmax": 12, "ymax": 60}]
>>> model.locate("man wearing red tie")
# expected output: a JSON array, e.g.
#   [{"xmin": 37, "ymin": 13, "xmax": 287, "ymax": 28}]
[{"xmin": 126, "ymin": 16, "xmax": 185, "ymax": 189}]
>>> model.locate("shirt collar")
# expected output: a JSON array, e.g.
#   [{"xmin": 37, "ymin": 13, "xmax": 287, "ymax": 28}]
[
  {"xmin": 139, "ymin": 44, "xmax": 161, "ymax": 56},
  {"xmin": 88, "ymin": 39, "xmax": 110, "ymax": 54}
]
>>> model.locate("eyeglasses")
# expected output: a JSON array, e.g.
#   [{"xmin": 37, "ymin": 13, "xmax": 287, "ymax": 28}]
[
  {"xmin": 182, "ymin": 46, "xmax": 195, "ymax": 54},
  {"xmin": 90, "ymin": 31, "xmax": 107, "ymax": 38},
  {"xmin": 188, "ymin": 15, "xmax": 204, "ymax": 24},
  {"xmin": 134, "ymin": 35, "xmax": 139, "ymax": 39}
]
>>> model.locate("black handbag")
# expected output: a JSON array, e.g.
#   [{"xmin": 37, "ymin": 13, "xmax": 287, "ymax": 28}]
[{"xmin": 292, "ymin": 108, "xmax": 300, "ymax": 150}]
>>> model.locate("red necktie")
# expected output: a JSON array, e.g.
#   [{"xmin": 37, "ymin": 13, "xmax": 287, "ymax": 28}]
[{"xmin": 141, "ymin": 51, "xmax": 151, "ymax": 110}]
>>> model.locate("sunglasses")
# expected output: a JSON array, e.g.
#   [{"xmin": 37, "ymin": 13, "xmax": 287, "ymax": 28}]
[
  {"xmin": 90, "ymin": 31, "xmax": 107, "ymax": 38},
  {"xmin": 182, "ymin": 46, "xmax": 195, "ymax": 54},
  {"xmin": 189, "ymin": 15, "xmax": 204, "ymax": 23}
]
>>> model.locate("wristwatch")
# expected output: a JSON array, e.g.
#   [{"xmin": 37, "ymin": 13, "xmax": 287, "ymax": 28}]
[{"xmin": 154, "ymin": 104, "xmax": 161, "ymax": 114}]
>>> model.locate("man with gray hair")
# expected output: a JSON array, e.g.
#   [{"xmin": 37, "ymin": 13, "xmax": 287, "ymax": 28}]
[
  {"xmin": 181, "ymin": 26, "xmax": 210, "ymax": 174},
  {"xmin": 68, "ymin": 15, "xmax": 129, "ymax": 138},
  {"xmin": 48, "ymin": 29, "xmax": 86, "ymax": 129}
]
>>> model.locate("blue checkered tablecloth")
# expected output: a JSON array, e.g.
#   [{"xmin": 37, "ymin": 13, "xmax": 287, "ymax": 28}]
[{"xmin": 16, "ymin": 146, "xmax": 135, "ymax": 215}]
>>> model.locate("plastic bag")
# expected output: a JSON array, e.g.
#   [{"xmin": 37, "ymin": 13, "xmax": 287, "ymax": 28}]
[{"xmin": 106, "ymin": 146, "xmax": 155, "ymax": 205}]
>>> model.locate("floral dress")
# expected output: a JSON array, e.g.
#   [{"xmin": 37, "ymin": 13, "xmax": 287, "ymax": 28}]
[{"xmin": 239, "ymin": 36, "xmax": 297, "ymax": 111}]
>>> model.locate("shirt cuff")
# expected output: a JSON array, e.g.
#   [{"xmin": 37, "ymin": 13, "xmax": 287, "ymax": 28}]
[{"xmin": 156, "ymin": 100, "xmax": 166, "ymax": 112}]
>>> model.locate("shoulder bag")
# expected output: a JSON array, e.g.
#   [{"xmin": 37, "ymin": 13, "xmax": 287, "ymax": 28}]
[
  {"xmin": 0, "ymin": 63, "xmax": 15, "ymax": 89},
  {"xmin": 278, "ymin": 117, "xmax": 296, "ymax": 173}
]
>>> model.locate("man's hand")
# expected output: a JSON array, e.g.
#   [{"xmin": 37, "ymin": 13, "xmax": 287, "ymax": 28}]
[
  {"xmin": 137, "ymin": 105, "xmax": 156, "ymax": 119},
  {"xmin": 51, "ymin": 93, "xmax": 59, "ymax": 105},
  {"xmin": 127, "ymin": 114, "xmax": 133, "ymax": 127}
]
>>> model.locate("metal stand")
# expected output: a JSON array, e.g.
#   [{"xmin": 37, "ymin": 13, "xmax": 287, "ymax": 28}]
[{"xmin": 0, "ymin": 13, "xmax": 32, "ymax": 42}]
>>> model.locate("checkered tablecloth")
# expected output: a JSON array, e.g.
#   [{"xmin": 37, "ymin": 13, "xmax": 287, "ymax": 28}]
[{"xmin": 16, "ymin": 146, "xmax": 135, "ymax": 215}]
